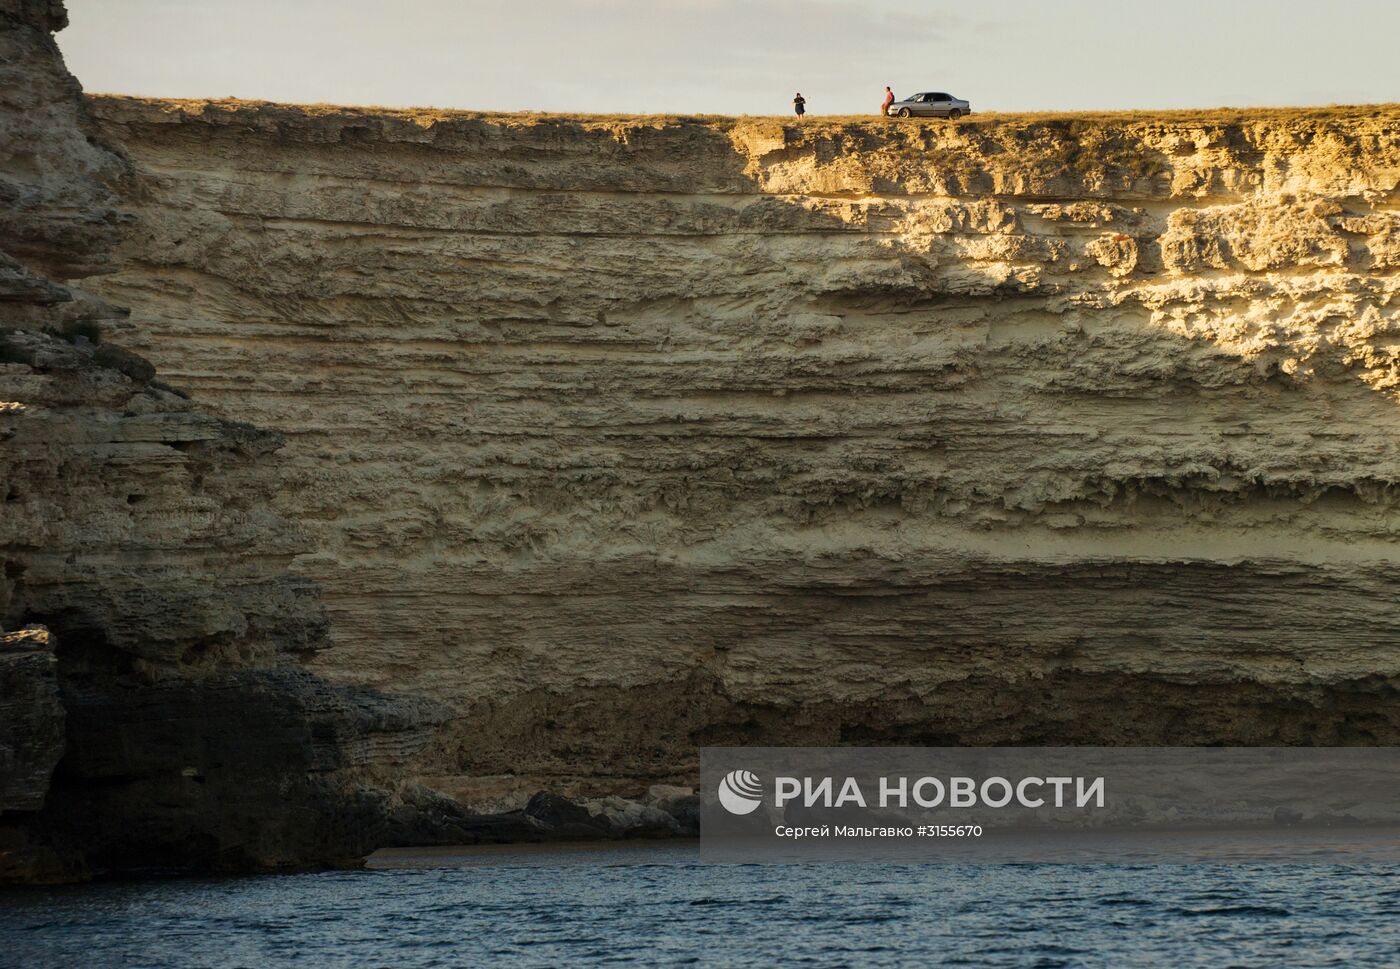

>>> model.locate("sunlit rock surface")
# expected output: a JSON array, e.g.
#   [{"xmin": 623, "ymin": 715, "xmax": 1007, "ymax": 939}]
[{"xmin": 76, "ymin": 97, "xmax": 1400, "ymax": 797}]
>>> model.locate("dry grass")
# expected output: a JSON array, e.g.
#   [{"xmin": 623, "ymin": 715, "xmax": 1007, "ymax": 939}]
[{"xmin": 86, "ymin": 94, "xmax": 1400, "ymax": 132}]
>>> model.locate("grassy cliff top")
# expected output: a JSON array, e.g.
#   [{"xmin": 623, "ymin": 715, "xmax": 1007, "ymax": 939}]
[{"xmin": 85, "ymin": 95, "xmax": 1400, "ymax": 132}]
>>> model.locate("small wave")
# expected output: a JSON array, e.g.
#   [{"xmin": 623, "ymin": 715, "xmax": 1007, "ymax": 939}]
[
  {"xmin": 1171, "ymin": 905, "xmax": 1291, "ymax": 917},
  {"xmin": 687, "ymin": 894, "xmax": 786, "ymax": 907}
]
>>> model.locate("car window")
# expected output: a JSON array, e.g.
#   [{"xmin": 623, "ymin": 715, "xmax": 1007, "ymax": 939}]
[
  {"xmin": 932, "ymin": 93, "xmax": 948, "ymax": 101},
  {"xmin": 914, "ymin": 94, "xmax": 928, "ymax": 102}
]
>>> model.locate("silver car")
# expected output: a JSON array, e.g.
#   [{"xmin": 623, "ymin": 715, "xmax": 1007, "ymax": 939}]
[{"xmin": 888, "ymin": 92, "xmax": 971, "ymax": 119}]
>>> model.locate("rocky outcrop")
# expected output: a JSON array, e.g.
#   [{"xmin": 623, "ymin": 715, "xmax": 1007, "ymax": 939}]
[
  {"xmin": 1, "ymin": 0, "xmax": 486, "ymax": 883},
  {"xmin": 72, "ymin": 98, "xmax": 1400, "ymax": 798},
  {"xmin": 0, "ymin": 328, "xmax": 326, "ymax": 665},
  {"xmin": 0, "ymin": 0, "xmax": 125, "ymax": 292},
  {"xmin": 0, "ymin": 327, "xmax": 456, "ymax": 876}
]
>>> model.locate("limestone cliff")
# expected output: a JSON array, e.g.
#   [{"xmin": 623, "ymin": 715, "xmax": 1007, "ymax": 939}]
[{"xmin": 73, "ymin": 97, "xmax": 1400, "ymax": 806}]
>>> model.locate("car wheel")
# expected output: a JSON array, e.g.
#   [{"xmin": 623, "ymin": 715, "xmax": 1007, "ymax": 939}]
[
  {"xmin": 948, "ymin": 109, "xmax": 962, "ymax": 120},
  {"xmin": 897, "ymin": 107, "xmax": 911, "ymax": 118}
]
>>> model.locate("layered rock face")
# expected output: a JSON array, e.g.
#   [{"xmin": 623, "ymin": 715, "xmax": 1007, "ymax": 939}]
[
  {"xmin": 1, "ymin": 0, "xmax": 461, "ymax": 882},
  {"xmin": 76, "ymin": 98, "xmax": 1400, "ymax": 799}
]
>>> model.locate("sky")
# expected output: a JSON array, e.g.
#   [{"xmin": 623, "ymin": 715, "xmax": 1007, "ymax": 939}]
[{"xmin": 62, "ymin": 0, "xmax": 1400, "ymax": 116}]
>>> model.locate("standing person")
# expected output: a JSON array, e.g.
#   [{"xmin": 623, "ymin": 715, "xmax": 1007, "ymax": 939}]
[
  {"xmin": 881, "ymin": 86, "xmax": 895, "ymax": 116},
  {"xmin": 793, "ymin": 92, "xmax": 806, "ymax": 118}
]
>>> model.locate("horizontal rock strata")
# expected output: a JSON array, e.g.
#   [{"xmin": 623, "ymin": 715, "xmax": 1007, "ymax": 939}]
[{"xmin": 75, "ymin": 99, "xmax": 1400, "ymax": 793}]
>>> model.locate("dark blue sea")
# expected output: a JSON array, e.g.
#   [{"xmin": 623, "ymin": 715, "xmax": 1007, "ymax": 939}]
[{"xmin": 4, "ymin": 842, "xmax": 1399, "ymax": 967}]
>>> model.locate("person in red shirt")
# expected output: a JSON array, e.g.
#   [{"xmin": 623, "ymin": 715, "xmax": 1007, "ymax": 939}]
[{"xmin": 881, "ymin": 86, "xmax": 895, "ymax": 116}]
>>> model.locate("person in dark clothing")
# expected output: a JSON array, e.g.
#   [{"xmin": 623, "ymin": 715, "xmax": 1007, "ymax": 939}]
[{"xmin": 793, "ymin": 93, "xmax": 806, "ymax": 117}]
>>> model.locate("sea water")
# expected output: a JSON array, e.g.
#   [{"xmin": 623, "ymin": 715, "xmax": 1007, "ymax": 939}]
[{"xmin": 3, "ymin": 842, "xmax": 1399, "ymax": 967}]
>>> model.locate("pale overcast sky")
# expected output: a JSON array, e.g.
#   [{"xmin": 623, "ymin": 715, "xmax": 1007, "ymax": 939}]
[{"xmin": 62, "ymin": 0, "xmax": 1400, "ymax": 116}]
